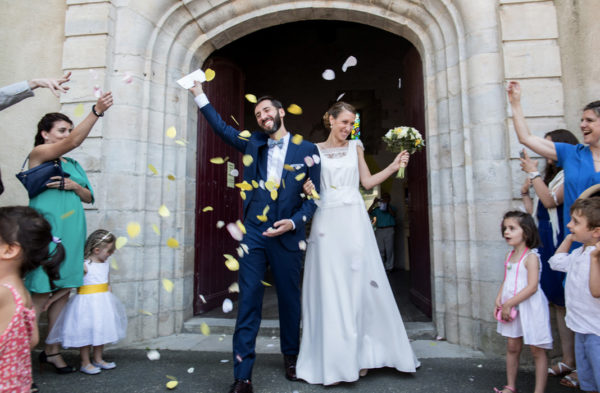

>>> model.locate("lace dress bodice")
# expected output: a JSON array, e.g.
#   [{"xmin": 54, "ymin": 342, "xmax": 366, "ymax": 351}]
[{"xmin": 316, "ymin": 140, "xmax": 364, "ymax": 209}]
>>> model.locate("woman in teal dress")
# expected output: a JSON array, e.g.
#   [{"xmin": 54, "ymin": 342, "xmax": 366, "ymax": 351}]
[{"xmin": 25, "ymin": 92, "xmax": 113, "ymax": 373}]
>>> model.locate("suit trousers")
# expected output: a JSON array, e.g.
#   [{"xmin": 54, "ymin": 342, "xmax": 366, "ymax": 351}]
[{"xmin": 375, "ymin": 226, "xmax": 395, "ymax": 271}]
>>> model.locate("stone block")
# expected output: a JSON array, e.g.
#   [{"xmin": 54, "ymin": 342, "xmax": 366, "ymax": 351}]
[
  {"xmin": 471, "ymin": 123, "xmax": 508, "ymax": 161},
  {"xmin": 113, "ymin": 7, "xmax": 156, "ymax": 57},
  {"xmin": 467, "ymin": 52, "xmax": 504, "ymax": 89},
  {"xmin": 468, "ymin": 84, "xmax": 506, "ymax": 126},
  {"xmin": 458, "ymin": 0, "xmax": 498, "ymax": 32},
  {"xmin": 101, "ymin": 138, "xmax": 143, "ymax": 172},
  {"xmin": 503, "ymin": 40, "xmax": 562, "ymax": 79},
  {"xmin": 500, "ymin": 2, "xmax": 558, "ymax": 41},
  {"xmin": 127, "ymin": 0, "xmax": 180, "ymax": 26},
  {"xmin": 63, "ymin": 35, "xmax": 108, "ymax": 69},
  {"xmin": 103, "ymin": 105, "xmax": 145, "ymax": 142},
  {"xmin": 65, "ymin": 2, "xmax": 111, "ymax": 36},
  {"xmin": 465, "ymin": 27, "xmax": 502, "ymax": 57},
  {"xmin": 158, "ymin": 310, "xmax": 176, "ymax": 336},
  {"xmin": 506, "ymin": 78, "xmax": 564, "ymax": 118},
  {"xmin": 474, "ymin": 201, "xmax": 513, "ymax": 241},
  {"xmin": 472, "ymin": 159, "xmax": 511, "ymax": 200}
]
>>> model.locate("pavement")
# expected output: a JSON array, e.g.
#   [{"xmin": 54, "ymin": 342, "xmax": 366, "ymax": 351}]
[{"xmin": 31, "ymin": 329, "xmax": 574, "ymax": 393}]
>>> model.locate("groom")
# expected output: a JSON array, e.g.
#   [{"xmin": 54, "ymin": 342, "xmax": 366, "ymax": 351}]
[{"xmin": 190, "ymin": 81, "xmax": 320, "ymax": 393}]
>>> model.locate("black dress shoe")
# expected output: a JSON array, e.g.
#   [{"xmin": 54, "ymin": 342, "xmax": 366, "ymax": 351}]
[
  {"xmin": 283, "ymin": 354, "xmax": 298, "ymax": 381},
  {"xmin": 228, "ymin": 379, "xmax": 252, "ymax": 393}
]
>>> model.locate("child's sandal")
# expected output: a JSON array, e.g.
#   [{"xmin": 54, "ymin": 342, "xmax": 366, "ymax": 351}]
[
  {"xmin": 548, "ymin": 361, "xmax": 574, "ymax": 377},
  {"xmin": 493, "ymin": 386, "xmax": 516, "ymax": 393},
  {"xmin": 560, "ymin": 370, "xmax": 579, "ymax": 388}
]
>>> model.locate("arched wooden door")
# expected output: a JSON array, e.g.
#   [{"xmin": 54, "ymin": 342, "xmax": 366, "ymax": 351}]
[{"xmin": 194, "ymin": 58, "xmax": 245, "ymax": 314}]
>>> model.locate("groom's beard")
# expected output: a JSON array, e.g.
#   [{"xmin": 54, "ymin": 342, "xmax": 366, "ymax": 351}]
[{"xmin": 262, "ymin": 112, "xmax": 282, "ymax": 135}]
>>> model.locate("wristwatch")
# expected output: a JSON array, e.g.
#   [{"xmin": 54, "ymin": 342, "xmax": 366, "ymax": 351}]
[
  {"xmin": 92, "ymin": 104, "xmax": 104, "ymax": 117},
  {"xmin": 528, "ymin": 171, "xmax": 540, "ymax": 180}
]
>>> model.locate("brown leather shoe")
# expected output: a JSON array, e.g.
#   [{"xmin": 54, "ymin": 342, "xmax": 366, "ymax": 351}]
[
  {"xmin": 228, "ymin": 379, "xmax": 252, "ymax": 393},
  {"xmin": 283, "ymin": 354, "xmax": 298, "ymax": 381}
]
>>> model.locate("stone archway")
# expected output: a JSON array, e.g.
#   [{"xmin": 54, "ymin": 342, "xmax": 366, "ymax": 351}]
[{"xmin": 89, "ymin": 0, "xmax": 513, "ymax": 349}]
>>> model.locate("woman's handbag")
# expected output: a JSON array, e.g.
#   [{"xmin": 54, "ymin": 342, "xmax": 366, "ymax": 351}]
[{"xmin": 15, "ymin": 156, "xmax": 70, "ymax": 199}]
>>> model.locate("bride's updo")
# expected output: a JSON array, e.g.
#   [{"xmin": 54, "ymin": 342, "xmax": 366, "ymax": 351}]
[{"xmin": 323, "ymin": 101, "xmax": 356, "ymax": 129}]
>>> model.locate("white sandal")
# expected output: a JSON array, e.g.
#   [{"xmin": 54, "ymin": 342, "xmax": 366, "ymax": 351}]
[{"xmin": 548, "ymin": 361, "xmax": 574, "ymax": 377}]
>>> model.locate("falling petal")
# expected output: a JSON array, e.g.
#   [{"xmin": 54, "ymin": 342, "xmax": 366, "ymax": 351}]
[
  {"xmin": 264, "ymin": 180, "xmax": 275, "ymax": 191},
  {"xmin": 60, "ymin": 210, "xmax": 75, "ymax": 219},
  {"xmin": 291, "ymin": 134, "xmax": 303, "ymax": 145},
  {"xmin": 322, "ymin": 69, "xmax": 335, "ymax": 80},
  {"xmin": 262, "ymin": 205, "xmax": 270, "ymax": 215},
  {"xmin": 259, "ymin": 180, "xmax": 265, "ymax": 189},
  {"xmin": 152, "ymin": 224, "xmax": 160, "ymax": 235},
  {"xmin": 199, "ymin": 294, "xmax": 207, "ymax": 303},
  {"xmin": 222, "ymin": 298, "xmax": 233, "ymax": 313},
  {"xmin": 312, "ymin": 154, "xmax": 321, "ymax": 164},
  {"xmin": 210, "ymin": 157, "xmax": 225, "ymax": 164},
  {"xmin": 240, "ymin": 243, "xmax": 249, "ymax": 254},
  {"xmin": 148, "ymin": 164, "xmax": 158, "ymax": 175},
  {"xmin": 73, "ymin": 103, "xmax": 85, "ymax": 117},
  {"xmin": 93, "ymin": 85, "xmax": 103, "ymax": 98},
  {"xmin": 127, "ymin": 222, "xmax": 141, "ymax": 238},
  {"xmin": 166, "ymin": 126, "xmax": 177, "ymax": 139},
  {"xmin": 146, "ymin": 349, "xmax": 160, "ymax": 361},
  {"xmin": 311, "ymin": 189, "xmax": 320, "ymax": 200},
  {"xmin": 216, "ymin": 221, "xmax": 225, "ymax": 229},
  {"xmin": 139, "ymin": 309, "xmax": 153, "ymax": 316},
  {"xmin": 239, "ymin": 130, "xmax": 251, "ymax": 138},
  {"xmin": 166, "ymin": 238, "xmax": 179, "ymax": 248},
  {"xmin": 298, "ymin": 240, "xmax": 307, "ymax": 251},
  {"xmin": 166, "ymin": 375, "xmax": 177, "ymax": 381},
  {"xmin": 230, "ymin": 115, "xmax": 239, "ymax": 126},
  {"xmin": 235, "ymin": 181, "xmax": 253, "ymax": 191},
  {"xmin": 230, "ymin": 169, "xmax": 239, "ymax": 177},
  {"xmin": 281, "ymin": 178, "xmax": 286, "ymax": 189},
  {"xmin": 302, "ymin": 215, "xmax": 307, "ymax": 222},
  {"xmin": 270, "ymin": 189, "xmax": 278, "ymax": 201},
  {"xmin": 110, "ymin": 257, "xmax": 119, "ymax": 270},
  {"xmin": 167, "ymin": 174, "xmax": 176, "ymax": 181},
  {"xmin": 115, "ymin": 236, "xmax": 128, "ymax": 250},
  {"xmin": 341, "ymin": 55, "xmax": 358, "ymax": 72},
  {"xmin": 162, "ymin": 278, "xmax": 174, "ymax": 292},
  {"xmin": 304, "ymin": 156, "xmax": 314, "ymax": 167},
  {"xmin": 205, "ymin": 68, "xmax": 216, "ymax": 81},
  {"xmin": 175, "ymin": 140, "xmax": 187, "ymax": 147},
  {"xmin": 370, "ymin": 280, "xmax": 379, "ymax": 288},
  {"xmin": 226, "ymin": 223, "xmax": 243, "ymax": 241},
  {"xmin": 295, "ymin": 173, "xmax": 306, "ymax": 181},
  {"xmin": 89, "ymin": 69, "xmax": 99, "ymax": 80},
  {"xmin": 256, "ymin": 215, "xmax": 268, "ymax": 222},
  {"xmin": 200, "ymin": 322, "xmax": 210, "ymax": 336},
  {"xmin": 166, "ymin": 380, "xmax": 178, "ymax": 390},
  {"xmin": 236, "ymin": 354, "xmax": 243, "ymax": 363},
  {"xmin": 158, "ymin": 204, "xmax": 170, "ymax": 217},
  {"xmin": 236, "ymin": 247, "xmax": 244, "ymax": 257},
  {"xmin": 251, "ymin": 180, "xmax": 259, "ymax": 188},
  {"xmin": 236, "ymin": 220, "xmax": 246, "ymax": 234},
  {"xmin": 261, "ymin": 281, "xmax": 272, "ymax": 287},
  {"xmin": 287, "ymin": 104, "xmax": 303, "ymax": 115},
  {"xmin": 122, "ymin": 72, "xmax": 133, "ymax": 84},
  {"xmin": 202, "ymin": 206, "xmax": 213, "ymax": 212},
  {"xmin": 220, "ymin": 359, "xmax": 229, "ymax": 363},
  {"xmin": 187, "ymin": 367, "xmax": 195, "ymax": 374},
  {"xmin": 240, "ymin": 191, "xmax": 246, "ymax": 200},
  {"xmin": 228, "ymin": 282, "xmax": 240, "ymax": 293},
  {"xmin": 242, "ymin": 155, "xmax": 253, "ymax": 167},
  {"xmin": 336, "ymin": 93, "xmax": 345, "ymax": 101},
  {"xmin": 245, "ymin": 94, "xmax": 257, "ymax": 103},
  {"xmin": 284, "ymin": 164, "xmax": 295, "ymax": 172}
]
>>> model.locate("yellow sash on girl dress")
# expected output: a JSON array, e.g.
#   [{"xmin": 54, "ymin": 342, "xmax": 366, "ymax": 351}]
[{"xmin": 77, "ymin": 283, "xmax": 109, "ymax": 294}]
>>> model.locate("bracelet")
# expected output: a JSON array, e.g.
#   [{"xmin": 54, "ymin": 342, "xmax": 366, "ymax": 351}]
[
  {"xmin": 92, "ymin": 104, "xmax": 104, "ymax": 117},
  {"xmin": 527, "ymin": 171, "xmax": 540, "ymax": 180}
]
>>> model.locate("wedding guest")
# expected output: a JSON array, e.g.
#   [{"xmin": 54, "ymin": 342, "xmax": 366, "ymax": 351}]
[
  {"xmin": 368, "ymin": 192, "xmax": 398, "ymax": 272},
  {"xmin": 24, "ymin": 92, "xmax": 112, "ymax": 374}
]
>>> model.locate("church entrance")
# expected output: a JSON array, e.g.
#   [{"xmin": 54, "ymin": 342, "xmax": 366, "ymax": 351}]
[{"xmin": 194, "ymin": 20, "xmax": 431, "ymax": 321}]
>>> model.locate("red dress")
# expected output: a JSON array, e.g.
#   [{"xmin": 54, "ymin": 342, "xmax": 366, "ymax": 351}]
[{"xmin": 0, "ymin": 284, "xmax": 36, "ymax": 393}]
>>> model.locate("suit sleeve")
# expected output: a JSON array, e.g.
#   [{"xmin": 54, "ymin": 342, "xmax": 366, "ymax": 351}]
[
  {"xmin": 0, "ymin": 81, "xmax": 34, "ymax": 111},
  {"xmin": 198, "ymin": 102, "xmax": 247, "ymax": 152},
  {"xmin": 289, "ymin": 143, "xmax": 321, "ymax": 229}
]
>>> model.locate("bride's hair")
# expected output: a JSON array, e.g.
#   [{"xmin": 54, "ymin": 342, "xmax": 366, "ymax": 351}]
[{"xmin": 323, "ymin": 101, "xmax": 356, "ymax": 129}]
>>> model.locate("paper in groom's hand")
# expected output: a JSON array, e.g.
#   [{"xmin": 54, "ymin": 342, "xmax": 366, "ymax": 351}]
[{"xmin": 177, "ymin": 69, "xmax": 206, "ymax": 89}]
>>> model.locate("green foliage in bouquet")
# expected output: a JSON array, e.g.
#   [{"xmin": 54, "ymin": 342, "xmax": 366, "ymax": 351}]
[{"xmin": 382, "ymin": 126, "xmax": 425, "ymax": 178}]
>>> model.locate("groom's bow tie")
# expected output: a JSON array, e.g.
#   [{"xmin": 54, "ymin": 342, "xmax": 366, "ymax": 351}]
[{"xmin": 268, "ymin": 138, "xmax": 284, "ymax": 149}]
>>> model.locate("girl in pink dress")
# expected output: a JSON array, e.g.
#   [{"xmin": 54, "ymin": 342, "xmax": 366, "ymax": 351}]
[{"xmin": 0, "ymin": 206, "xmax": 64, "ymax": 392}]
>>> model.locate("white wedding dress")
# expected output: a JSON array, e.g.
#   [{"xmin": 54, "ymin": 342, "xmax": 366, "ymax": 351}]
[{"xmin": 296, "ymin": 140, "xmax": 420, "ymax": 385}]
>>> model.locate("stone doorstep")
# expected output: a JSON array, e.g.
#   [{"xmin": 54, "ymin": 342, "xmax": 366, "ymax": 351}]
[{"xmin": 183, "ymin": 317, "xmax": 436, "ymax": 340}]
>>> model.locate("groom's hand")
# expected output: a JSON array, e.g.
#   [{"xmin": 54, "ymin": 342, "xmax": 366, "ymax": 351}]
[{"xmin": 262, "ymin": 219, "xmax": 294, "ymax": 237}]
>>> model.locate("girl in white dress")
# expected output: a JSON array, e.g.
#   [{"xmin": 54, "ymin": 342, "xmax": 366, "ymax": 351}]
[
  {"xmin": 494, "ymin": 211, "xmax": 552, "ymax": 393},
  {"xmin": 46, "ymin": 230, "xmax": 127, "ymax": 375},
  {"xmin": 297, "ymin": 102, "xmax": 420, "ymax": 385}
]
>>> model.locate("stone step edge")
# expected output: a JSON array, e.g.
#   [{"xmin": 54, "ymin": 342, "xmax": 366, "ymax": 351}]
[{"xmin": 183, "ymin": 317, "xmax": 436, "ymax": 340}]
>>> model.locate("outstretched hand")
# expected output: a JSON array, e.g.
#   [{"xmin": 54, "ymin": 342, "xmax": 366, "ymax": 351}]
[
  {"xmin": 29, "ymin": 72, "xmax": 71, "ymax": 97},
  {"xmin": 189, "ymin": 80, "xmax": 204, "ymax": 97},
  {"xmin": 95, "ymin": 91, "xmax": 113, "ymax": 114},
  {"xmin": 506, "ymin": 81, "xmax": 521, "ymax": 104}
]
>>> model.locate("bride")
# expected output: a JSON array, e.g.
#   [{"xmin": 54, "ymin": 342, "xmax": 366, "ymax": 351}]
[{"xmin": 296, "ymin": 101, "xmax": 420, "ymax": 385}]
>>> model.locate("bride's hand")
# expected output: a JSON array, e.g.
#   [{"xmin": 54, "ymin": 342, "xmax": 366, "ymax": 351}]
[
  {"xmin": 389, "ymin": 151, "xmax": 410, "ymax": 171},
  {"xmin": 302, "ymin": 178, "xmax": 314, "ymax": 195}
]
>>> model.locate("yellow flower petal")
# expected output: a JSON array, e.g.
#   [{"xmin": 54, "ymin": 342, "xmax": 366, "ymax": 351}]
[
  {"xmin": 73, "ymin": 103, "xmax": 85, "ymax": 118},
  {"xmin": 236, "ymin": 220, "xmax": 246, "ymax": 234},
  {"xmin": 245, "ymin": 94, "xmax": 257, "ymax": 103},
  {"xmin": 240, "ymin": 191, "xmax": 246, "ymax": 200},
  {"xmin": 139, "ymin": 309, "xmax": 153, "ymax": 316},
  {"xmin": 166, "ymin": 380, "xmax": 178, "ymax": 390},
  {"xmin": 235, "ymin": 181, "xmax": 253, "ymax": 191},
  {"xmin": 167, "ymin": 174, "xmax": 175, "ymax": 181},
  {"xmin": 202, "ymin": 206, "xmax": 213, "ymax": 212},
  {"xmin": 311, "ymin": 189, "xmax": 321, "ymax": 200},
  {"xmin": 295, "ymin": 173, "xmax": 306, "ymax": 181},
  {"xmin": 242, "ymin": 155, "xmax": 253, "ymax": 167},
  {"xmin": 239, "ymin": 130, "xmax": 251, "ymax": 138},
  {"xmin": 60, "ymin": 210, "xmax": 75, "ymax": 220},
  {"xmin": 166, "ymin": 126, "xmax": 177, "ymax": 139},
  {"xmin": 283, "ymin": 164, "xmax": 295, "ymax": 172},
  {"xmin": 115, "ymin": 236, "xmax": 128, "ymax": 250},
  {"xmin": 261, "ymin": 281, "xmax": 272, "ymax": 287},
  {"xmin": 158, "ymin": 204, "xmax": 170, "ymax": 217},
  {"xmin": 281, "ymin": 178, "xmax": 285, "ymax": 189},
  {"xmin": 230, "ymin": 115, "xmax": 239, "ymax": 126},
  {"xmin": 166, "ymin": 237, "xmax": 179, "ymax": 248},
  {"xmin": 256, "ymin": 215, "xmax": 268, "ymax": 222},
  {"xmin": 148, "ymin": 164, "xmax": 158, "ymax": 175},
  {"xmin": 287, "ymin": 104, "xmax": 303, "ymax": 115},
  {"xmin": 162, "ymin": 278, "xmax": 174, "ymax": 292},
  {"xmin": 265, "ymin": 180, "xmax": 276, "ymax": 191},
  {"xmin": 175, "ymin": 139, "xmax": 187, "ymax": 147},
  {"xmin": 228, "ymin": 282, "xmax": 240, "ymax": 293},
  {"xmin": 110, "ymin": 257, "xmax": 119, "ymax": 270},
  {"xmin": 200, "ymin": 322, "xmax": 210, "ymax": 336},
  {"xmin": 205, "ymin": 68, "xmax": 216, "ymax": 82},
  {"xmin": 291, "ymin": 134, "xmax": 303, "ymax": 145},
  {"xmin": 251, "ymin": 180, "xmax": 259, "ymax": 188},
  {"xmin": 262, "ymin": 205, "xmax": 270, "ymax": 215},
  {"xmin": 127, "ymin": 222, "xmax": 141, "ymax": 238},
  {"xmin": 152, "ymin": 224, "xmax": 160, "ymax": 235},
  {"xmin": 225, "ymin": 257, "xmax": 239, "ymax": 271},
  {"xmin": 210, "ymin": 157, "xmax": 225, "ymax": 164},
  {"xmin": 270, "ymin": 189, "xmax": 278, "ymax": 200},
  {"xmin": 166, "ymin": 375, "xmax": 177, "ymax": 381}
]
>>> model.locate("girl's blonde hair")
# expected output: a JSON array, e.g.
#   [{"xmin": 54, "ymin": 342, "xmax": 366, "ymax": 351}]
[{"xmin": 84, "ymin": 229, "xmax": 116, "ymax": 258}]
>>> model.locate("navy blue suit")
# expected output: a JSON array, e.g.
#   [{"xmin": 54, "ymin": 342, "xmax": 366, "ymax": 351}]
[{"xmin": 199, "ymin": 103, "xmax": 321, "ymax": 379}]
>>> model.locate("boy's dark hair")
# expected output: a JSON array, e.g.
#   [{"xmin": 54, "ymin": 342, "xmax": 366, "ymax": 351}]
[
  {"xmin": 254, "ymin": 96, "xmax": 283, "ymax": 111},
  {"xmin": 570, "ymin": 197, "xmax": 600, "ymax": 229},
  {"xmin": 0, "ymin": 206, "xmax": 64, "ymax": 280},
  {"xmin": 501, "ymin": 210, "xmax": 541, "ymax": 249},
  {"xmin": 34, "ymin": 112, "xmax": 73, "ymax": 146}
]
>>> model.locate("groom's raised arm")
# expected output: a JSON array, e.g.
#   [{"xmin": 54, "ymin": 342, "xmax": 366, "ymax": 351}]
[{"xmin": 191, "ymin": 82, "xmax": 247, "ymax": 153}]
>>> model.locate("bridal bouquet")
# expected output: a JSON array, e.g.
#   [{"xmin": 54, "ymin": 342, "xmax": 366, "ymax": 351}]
[{"xmin": 382, "ymin": 126, "xmax": 425, "ymax": 178}]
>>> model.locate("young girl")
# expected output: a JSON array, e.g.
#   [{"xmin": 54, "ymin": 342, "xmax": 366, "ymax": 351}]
[
  {"xmin": 494, "ymin": 211, "xmax": 552, "ymax": 393},
  {"xmin": 0, "ymin": 206, "xmax": 64, "ymax": 392},
  {"xmin": 46, "ymin": 229, "xmax": 127, "ymax": 375}
]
